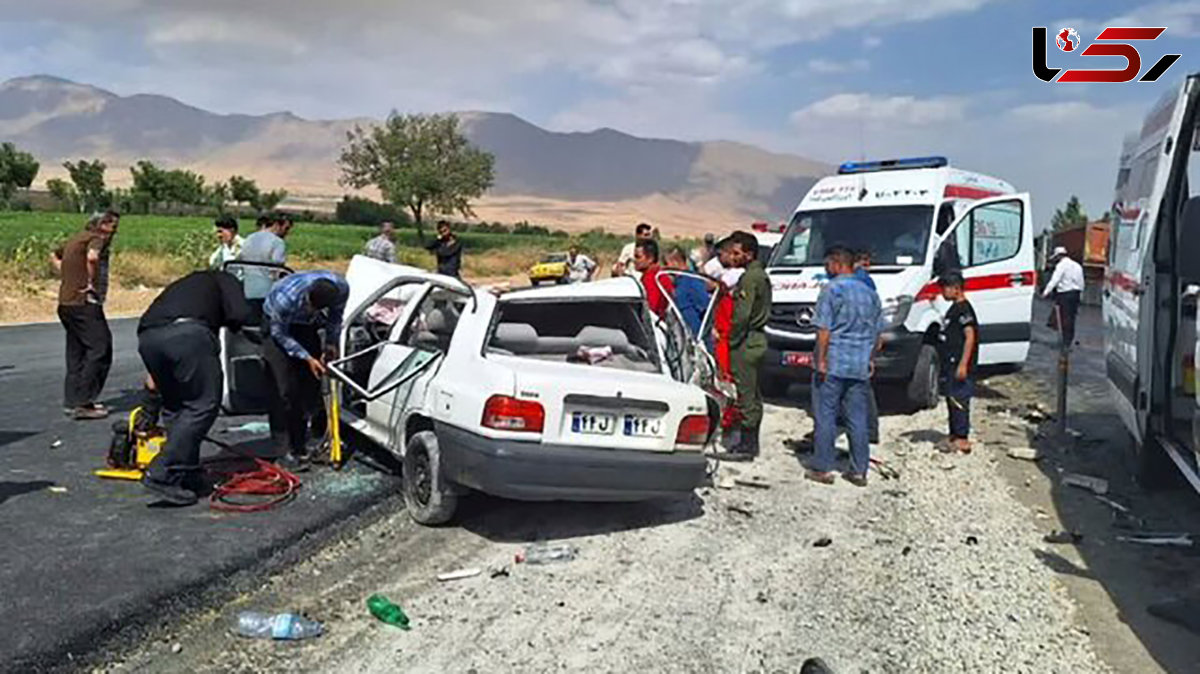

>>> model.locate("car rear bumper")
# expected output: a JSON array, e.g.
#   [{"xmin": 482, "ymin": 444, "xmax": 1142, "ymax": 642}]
[
  {"xmin": 435, "ymin": 422, "xmax": 707, "ymax": 501},
  {"xmin": 762, "ymin": 327, "xmax": 924, "ymax": 382}
]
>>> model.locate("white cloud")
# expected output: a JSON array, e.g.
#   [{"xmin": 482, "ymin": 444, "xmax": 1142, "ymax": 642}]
[
  {"xmin": 807, "ymin": 58, "xmax": 870, "ymax": 74},
  {"xmin": 791, "ymin": 93, "xmax": 967, "ymax": 126},
  {"xmin": 863, "ymin": 35, "xmax": 884, "ymax": 49},
  {"xmin": 1008, "ymin": 101, "xmax": 1120, "ymax": 124},
  {"xmin": 1109, "ymin": 1, "xmax": 1200, "ymax": 38}
]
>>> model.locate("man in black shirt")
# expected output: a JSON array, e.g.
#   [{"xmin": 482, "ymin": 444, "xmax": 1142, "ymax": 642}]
[
  {"xmin": 937, "ymin": 272, "xmax": 978, "ymax": 454},
  {"xmin": 137, "ymin": 271, "xmax": 252, "ymax": 505},
  {"xmin": 424, "ymin": 220, "xmax": 463, "ymax": 277}
]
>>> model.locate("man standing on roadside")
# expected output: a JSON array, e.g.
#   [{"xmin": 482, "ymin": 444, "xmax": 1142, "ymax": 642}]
[
  {"xmin": 724, "ymin": 230, "xmax": 771, "ymax": 460},
  {"xmin": 363, "ymin": 221, "xmax": 397, "ymax": 263},
  {"xmin": 633, "ymin": 238, "xmax": 674, "ymax": 317},
  {"xmin": 208, "ymin": 215, "xmax": 243, "ymax": 270},
  {"xmin": 52, "ymin": 210, "xmax": 119, "ymax": 420},
  {"xmin": 613, "ymin": 222, "xmax": 653, "ymax": 277},
  {"xmin": 424, "ymin": 220, "xmax": 463, "ymax": 277},
  {"xmin": 691, "ymin": 232, "xmax": 717, "ymax": 271},
  {"xmin": 665, "ymin": 246, "xmax": 708, "ymax": 336},
  {"xmin": 137, "ymin": 270, "xmax": 251, "ymax": 505},
  {"xmin": 807, "ymin": 246, "xmax": 882, "ymax": 486},
  {"xmin": 567, "ymin": 244, "xmax": 596, "ymax": 284},
  {"xmin": 262, "ymin": 270, "xmax": 349, "ymax": 470},
  {"xmin": 240, "ymin": 212, "xmax": 292, "ymax": 299},
  {"xmin": 1043, "ymin": 246, "xmax": 1084, "ymax": 348}
]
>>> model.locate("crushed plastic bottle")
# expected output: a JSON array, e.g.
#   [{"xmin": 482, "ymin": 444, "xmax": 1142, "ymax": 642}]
[
  {"xmin": 367, "ymin": 594, "xmax": 411, "ymax": 630},
  {"xmin": 234, "ymin": 611, "xmax": 323, "ymax": 640},
  {"xmin": 515, "ymin": 542, "xmax": 578, "ymax": 565}
]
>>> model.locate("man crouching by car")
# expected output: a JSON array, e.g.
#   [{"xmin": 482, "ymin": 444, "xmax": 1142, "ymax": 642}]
[{"xmin": 262, "ymin": 271, "xmax": 349, "ymax": 471}]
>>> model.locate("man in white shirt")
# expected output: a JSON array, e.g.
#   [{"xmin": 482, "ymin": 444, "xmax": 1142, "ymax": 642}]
[
  {"xmin": 566, "ymin": 244, "xmax": 596, "ymax": 283},
  {"xmin": 240, "ymin": 213, "xmax": 292, "ymax": 299},
  {"xmin": 1042, "ymin": 246, "xmax": 1085, "ymax": 347},
  {"xmin": 363, "ymin": 221, "xmax": 397, "ymax": 263},
  {"xmin": 612, "ymin": 222, "xmax": 653, "ymax": 277},
  {"xmin": 208, "ymin": 215, "xmax": 244, "ymax": 270}
]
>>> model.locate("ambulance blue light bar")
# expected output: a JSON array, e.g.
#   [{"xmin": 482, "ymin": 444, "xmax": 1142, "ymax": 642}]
[{"xmin": 837, "ymin": 156, "xmax": 948, "ymax": 175}]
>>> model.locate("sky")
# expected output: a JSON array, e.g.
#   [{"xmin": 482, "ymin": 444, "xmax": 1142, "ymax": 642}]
[{"xmin": 1, "ymin": 0, "xmax": 1198, "ymax": 225}]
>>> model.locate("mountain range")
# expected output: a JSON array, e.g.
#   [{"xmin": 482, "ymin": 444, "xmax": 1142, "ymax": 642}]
[{"xmin": 0, "ymin": 75, "xmax": 829, "ymax": 234}]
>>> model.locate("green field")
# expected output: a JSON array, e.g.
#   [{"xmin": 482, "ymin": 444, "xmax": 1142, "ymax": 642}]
[{"xmin": 0, "ymin": 211, "xmax": 625, "ymax": 261}]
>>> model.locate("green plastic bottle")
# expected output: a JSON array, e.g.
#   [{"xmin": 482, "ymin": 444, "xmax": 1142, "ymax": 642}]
[{"xmin": 367, "ymin": 594, "xmax": 411, "ymax": 630}]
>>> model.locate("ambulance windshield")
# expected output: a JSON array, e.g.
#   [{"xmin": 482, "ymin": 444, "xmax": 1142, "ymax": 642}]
[{"xmin": 769, "ymin": 205, "xmax": 934, "ymax": 268}]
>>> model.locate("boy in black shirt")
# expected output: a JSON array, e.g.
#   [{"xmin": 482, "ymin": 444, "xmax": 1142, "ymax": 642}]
[{"xmin": 938, "ymin": 272, "xmax": 978, "ymax": 454}]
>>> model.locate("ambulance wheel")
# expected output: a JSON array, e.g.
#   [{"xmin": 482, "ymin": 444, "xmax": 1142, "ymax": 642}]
[
  {"xmin": 403, "ymin": 431, "xmax": 458, "ymax": 526},
  {"xmin": 762, "ymin": 375, "xmax": 789, "ymax": 398},
  {"xmin": 907, "ymin": 344, "xmax": 940, "ymax": 411}
]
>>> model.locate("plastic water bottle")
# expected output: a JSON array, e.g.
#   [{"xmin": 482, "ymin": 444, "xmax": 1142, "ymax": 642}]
[
  {"xmin": 367, "ymin": 594, "xmax": 411, "ymax": 630},
  {"xmin": 234, "ymin": 611, "xmax": 323, "ymax": 640},
  {"xmin": 516, "ymin": 542, "xmax": 577, "ymax": 565}
]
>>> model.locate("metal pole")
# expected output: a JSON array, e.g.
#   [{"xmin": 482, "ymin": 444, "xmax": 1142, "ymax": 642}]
[{"xmin": 1055, "ymin": 301, "xmax": 1068, "ymax": 435}]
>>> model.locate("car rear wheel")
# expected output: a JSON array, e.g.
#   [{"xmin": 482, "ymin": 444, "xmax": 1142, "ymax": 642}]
[
  {"xmin": 402, "ymin": 430, "xmax": 458, "ymax": 525},
  {"xmin": 907, "ymin": 344, "xmax": 940, "ymax": 411}
]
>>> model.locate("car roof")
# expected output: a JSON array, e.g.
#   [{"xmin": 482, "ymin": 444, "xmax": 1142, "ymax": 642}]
[{"xmin": 502, "ymin": 277, "xmax": 644, "ymax": 302}]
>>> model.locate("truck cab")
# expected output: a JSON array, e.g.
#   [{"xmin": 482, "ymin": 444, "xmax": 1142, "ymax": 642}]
[
  {"xmin": 764, "ymin": 157, "xmax": 1035, "ymax": 408},
  {"xmin": 1104, "ymin": 73, "xmax": 1200, "ymax": 491}
]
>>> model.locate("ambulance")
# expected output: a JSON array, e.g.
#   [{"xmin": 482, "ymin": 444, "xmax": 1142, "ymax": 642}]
[
  {"xmin": 1104, "ymin": 73, "xmax": 1200, "ymax": 491},
  {"xmin": 763, "ymin": 156, "xmax": 1035, "ymax": 408}
]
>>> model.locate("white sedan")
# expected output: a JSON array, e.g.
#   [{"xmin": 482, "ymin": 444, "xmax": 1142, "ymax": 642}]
[{"xmin": 227, "ymin": 256, "xmax": 721, "ymax": 525}]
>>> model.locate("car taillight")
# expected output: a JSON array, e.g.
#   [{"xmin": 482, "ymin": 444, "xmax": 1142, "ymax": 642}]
[
  {"xmin": 482, "ymin": 395, "xmax": 545, "ymax": 433},
  {"xmin": 674, "ymin": 414, "xmax": 710, "ymax": 448}
]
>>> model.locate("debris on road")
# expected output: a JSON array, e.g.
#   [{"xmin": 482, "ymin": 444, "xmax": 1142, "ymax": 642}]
[
  {"xmin": 234, "ymin": 611, "xmax": 324, "ymax": 640},
  {"xmin": 1116, "ymin": 534, "xmax": 1193, "ymax": 547},
  {"xmin": 489, "ymin": 567, "xmax": 510, "ymax": 579},
  {"xmin": 1062, "ymin": 473, "xmax": 1109, "ymax": 495},
  {"xmin": 367, "ymin": 594, "xmax": 411, "ymax": 630},
  {"xmin": 800, "ymin": 657, "xmax": 835, "ymax": 674},
  {"xmin": 870, "ymin": 457, "xmax": 900, "ymax": 480},
  {"xmin": 171, "ymin": 642, "xmax": 183, "ymax": 654},
  {"xmin": 437, "ymin": 568, "xmax": 482, "ymax": 582},
  {"xmin": 1007, "ymin": 447, "xmax": 1041, "ymax": 461},
  {"xmin": 48, "ymin": 486, "xmax": 68, "ymax": 494},
  {"xmin": 965, "ymin": 535, "xmax": 979, "ymax": 546},
  {"xmin": 1093, "ymin": 495, "xmax": 1129, "ymax": 514},
  {"xmin": 516, "ymin": 542, "xmax": 578, "ymax": 565},
  {"xmin": 733, "ymin": 475, "xmax": 770, "ymax": 489},
  {"xmin": 1043, "ymin": 530, "xmax": 1084, "ymax": 545},
  {"xmin": 726, "ymin": 503, "xmax": 754, "ymax": 518},
  {"xmin": 716, "ymin": 475, "xmax": 737, "ymax": 490},
  {"xmin": 49, "ymin": 438, "xmax": 62, "ymax": 449},
  {"xmin": 223, "ymin": 421, "xmax": 271, "ymax": 435},
  {"xmin": 812, "ymin": 537, "xmax": 833, "ymax": 548}
]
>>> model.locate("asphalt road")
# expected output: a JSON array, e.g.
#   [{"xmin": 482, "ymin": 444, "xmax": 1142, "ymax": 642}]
[{"xmin": 0, "ymin": 318, "xmax": 400, "ymax": 673}]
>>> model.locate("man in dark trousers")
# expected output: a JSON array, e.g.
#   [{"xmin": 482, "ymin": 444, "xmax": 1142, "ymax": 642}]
[
  {"xmin": 424, "ymin": 220, "xmax": 464, "ymax": 277},
  {"xmin": 52, "ymin": 210, "xmax": 120, "ymax": 420},
  {"xmin": 137, "ymin": 270, "xmax": 251, "ymax": 505},
  {"xmin": 262, "ymin": 270, "xmax": 349, "ymax": 469},
  {"xmin": 724, "ymin": 230, "xmax": 772, "ymax": 460}
]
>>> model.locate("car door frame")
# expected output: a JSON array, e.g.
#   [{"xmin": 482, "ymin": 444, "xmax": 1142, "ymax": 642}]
[
  {"xmin": 218, "ymin": 259, "xmax": 293, "ymax": 415},
  {"xmin": 931, "ymin": 193, "xmax": 1035, "ymax": 366},
  {"xmin": 327, "ymin": 273, "xmax": 474, "ymax": 449}
]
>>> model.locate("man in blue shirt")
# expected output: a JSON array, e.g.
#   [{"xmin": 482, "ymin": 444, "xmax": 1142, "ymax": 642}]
[
  {"xmin": 853, "ymin": 249, "xmax": 876, "ymax": 290},
  {"xmin": 665, "ymin": 246, "xmax": 709, "ymax": 336},
  {"xmin": 262, "ymin": 270, "xmax": 349, "ymax": 468},
  {"xmin": 808, "ymin": 246, "xmax": 882, "ymax": 487}
]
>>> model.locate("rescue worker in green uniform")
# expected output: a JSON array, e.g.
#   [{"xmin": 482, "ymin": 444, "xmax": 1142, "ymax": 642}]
[{"xmin": 724, "ymin": 230, "xmax": 772, "ymax": 460}]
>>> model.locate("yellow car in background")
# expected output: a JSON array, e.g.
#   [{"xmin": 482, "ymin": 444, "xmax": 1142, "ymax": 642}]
[{"xmin": 528, "ymin": 252, "xmax": 570, "ymax": 285}]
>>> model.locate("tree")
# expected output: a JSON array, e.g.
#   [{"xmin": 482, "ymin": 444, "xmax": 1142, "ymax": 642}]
[
  {"xmin": 206, "ymin": 181, "xmax": 230, "ymax": 211},
  {"xmin": 259, "ymin": 189, "xmax": 288, "ymax": 212},
  {"xmin": 130, "ymin": 160, "xmax": 169, "ymax": 212},
  {"xmin": 46, "ymin": 178, "xmax": 80, "ymax": 212},
  {"xmin": 339, "ymin": 112, "xmax": 495, "ymax": 238},
  {"xmin": 229, "ymin": 175, "xmax": 261, "ymax": 209},
  {"xmin": 0, "ymin": 142, "xmax": 39, "ymax": 207},
  {"xmin": 62, "ymin": 159, "xmax": 107, "ymax": 212},
  {"xmin": 1051, "ymin": 195, "xmax": 1088, "ymax": 231}
]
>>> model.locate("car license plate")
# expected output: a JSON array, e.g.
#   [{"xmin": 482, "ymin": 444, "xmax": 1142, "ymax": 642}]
[
  {"xmin": 782, "ymin": 351, "xmax": 813, "ymax": 367},
  {"xmin": 571, "ymin": 411, "xmax": 616, "ymax": 435},
  {"xmin": 623, "ymin": 414, "xmax": 663, "ymax": 438}
]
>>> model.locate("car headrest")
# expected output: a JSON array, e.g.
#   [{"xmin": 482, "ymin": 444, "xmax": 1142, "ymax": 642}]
[
  {"xmin": 494, "ymin": 323, "xmax": 539, "ymax": 354},
  {"xmin": 424, "ymin": 308, "xmax": 450, "ymax": 334},
  {"xmin": 575, "ymin": 326, "xmax": 631, "ymax": 351}
]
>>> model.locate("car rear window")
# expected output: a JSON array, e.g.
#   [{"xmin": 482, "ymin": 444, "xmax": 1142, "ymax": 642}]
[{"xmin": 486, "ymin": 299, "xmax": 660, "ymax": 372}]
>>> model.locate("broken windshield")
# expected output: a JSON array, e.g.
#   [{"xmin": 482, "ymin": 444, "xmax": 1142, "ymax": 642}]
[{"xmin": 769, "ymin": 205, "xmax": 934, "ymax": 268}]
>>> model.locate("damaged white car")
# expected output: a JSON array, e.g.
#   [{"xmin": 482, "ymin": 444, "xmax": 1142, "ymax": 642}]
[{"xmin": 225, "ymin": 256, "xmax": 721, "ymax": 525}]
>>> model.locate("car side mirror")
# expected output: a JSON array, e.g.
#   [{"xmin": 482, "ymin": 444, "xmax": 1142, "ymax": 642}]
[{"xmin": 1180, "ymin": 197, "xmax": 1200, "ymax": 279}]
